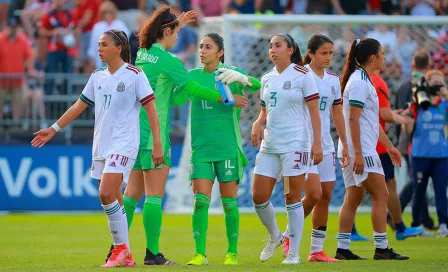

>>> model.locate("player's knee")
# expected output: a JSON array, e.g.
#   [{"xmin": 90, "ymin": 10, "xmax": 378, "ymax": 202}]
[
  {"xmin": 99, "ymin": 188, "xmax": 115, "ymax": 204},
  {"xmin": 307, "ymin": 189, "xmax": 322, "ymax": 203},
  {"xmin": 252, "ymin": 193, "xmax": 269, "ymax": 205},
  {"xmin": 194, "ymin": 194, "xmax": 210, "ymax": 210},
  {"xmin": 285, "ymin": 192, "xmax": 301, "ymax": 204},
  {"xmin": 371, "ymin": 187, "xmax": 389, "ymax": 203}
]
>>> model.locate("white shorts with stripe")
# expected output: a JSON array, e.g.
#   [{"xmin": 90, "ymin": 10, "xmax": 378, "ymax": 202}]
[
  {"xmin": 254, "ymin": 151, "xmax": 310, "ymax": 178},
  {"xmin": 91, "ymin": 154, "xmax": 135, "ymax": 187},
  {"xmin": 341, "ymin": 154, "xmax": 384, "ymax": 188},
  {"xmin": 307, "ymin": 153, "xmax": 336, "ymax": 182}
]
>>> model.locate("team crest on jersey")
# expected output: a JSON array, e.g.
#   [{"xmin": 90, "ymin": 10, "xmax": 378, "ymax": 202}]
[
  {"xmin": 116, "ymin": 82, "xmax": 125, "ymax": 92},
  {"xmin": 282, "ymin": 81, "xmax": 291, "ymax": 90},
  {"xmin": 331, "ymin": 86, "xmax": 336, "ymax": 95}
]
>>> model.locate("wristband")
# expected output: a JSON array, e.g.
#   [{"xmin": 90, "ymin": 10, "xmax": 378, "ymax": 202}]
[{"xmin": 51, "ymin": 123, "xmax": 61, "ymax": 132}]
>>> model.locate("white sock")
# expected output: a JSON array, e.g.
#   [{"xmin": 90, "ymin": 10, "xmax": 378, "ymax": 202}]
[
  {"xmin": 254, "ymin": 201, "xmax": 282, "ymax": 241},
  {"xmin": 286, "ymin": 202, "xmax": 304, "ymax": 256},
  {"xmin": 283, "ymin": 224, "xmax": 290, "ymax": 238},
  {"xmin": 336, "ymin": 232, "xmax": 351, "ymax": 250},
  {"xmin": 121, "ymin": 206, "xmax": 130, "ymax": 251},
  {"xmin": 373, "ymin": 232, "xmax": 388, "ymax": 249},
  {"xmin": 310, "ymin": 229, "xmax": 326, "ymax": 253},
  {"xmin": 102, "ymin": 200, "xmax": 126, "ymax": 247}
]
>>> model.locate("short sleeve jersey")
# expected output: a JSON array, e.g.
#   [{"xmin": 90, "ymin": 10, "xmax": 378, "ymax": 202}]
[
  {"xmin": 135, "ymin": 43, "xmax": 191, "ymax": 151},
  {"xmin": 371, "ymin": 73, "xmax": 390, "ymax": 155},
  {"xmin": 305, "ymin": 64, "xmax": 342, "ymax": 155},
  {"xmin": 80, "ymin": 63, "xmax": 154, "ymax": 160},
  {"xmin": 260, "ymin": 64, "xmax": 319, "ymax": 153},
  {"xmin": 338, "ymin": 69, "xmax": 379, "ymax": 158}
]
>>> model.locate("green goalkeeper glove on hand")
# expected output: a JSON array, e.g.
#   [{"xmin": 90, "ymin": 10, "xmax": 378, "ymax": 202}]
[{"xmin": 215, "ymin": 68, "xmax": 250, "ymax": 86}]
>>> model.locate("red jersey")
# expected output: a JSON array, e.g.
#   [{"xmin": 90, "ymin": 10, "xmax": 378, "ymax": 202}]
[
  {"xmin": 75, "ymin": 0, "xmax": 100, "ymax": 32},
  {"xmin": 371, "ymin": 73, "xmax": 390, "ymax": 155}
]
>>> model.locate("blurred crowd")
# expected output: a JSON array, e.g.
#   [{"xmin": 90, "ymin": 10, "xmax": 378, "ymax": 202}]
[{"xmin": 1, "ymin": 0, "xmax": 448, "ymax": 135}]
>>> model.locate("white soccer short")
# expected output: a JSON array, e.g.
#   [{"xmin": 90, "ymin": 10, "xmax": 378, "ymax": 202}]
[
  {"xmin": 91, "ymin": 154, "xmax": 135, "ymax": 186},
  {"xmin": 254, "ymin": 151, "xmax": 310, "ymax": 178},
  {"xmin": 307, "ymin": 153, "xmax": 336, "ymax": 182},
  {"xmin": 341, "ymin": 154, "xmax": 384, "ymax": 188}
]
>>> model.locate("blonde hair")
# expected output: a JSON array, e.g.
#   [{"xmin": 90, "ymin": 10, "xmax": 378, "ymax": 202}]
[
  {"xmin": 99, "ymin": 1, "xmax": 118, "ymax": 21},
  {"xmin": 425, "ymin": 70, "xmax": 445, "ymax": 83}
]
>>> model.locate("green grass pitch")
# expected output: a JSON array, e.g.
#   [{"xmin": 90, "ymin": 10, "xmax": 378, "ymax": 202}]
[{"xmin": 1, "ymin": 212, "xmax": 446, "ymax": 271}]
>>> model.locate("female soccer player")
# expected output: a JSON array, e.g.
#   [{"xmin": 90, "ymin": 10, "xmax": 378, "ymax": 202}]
[
  {"xmin": 251, "ymin": 33, "xmax": 323, "ymax": 264},
  {"xmin": 172, "ymin": 33, "xmax": 261, "ymax": 266},
  {"xmin": 282, "ymin": 34, "xmax": 350, "ymax": 262},
  {"xmin": 31, "ymin": 30, "xmax": 162, "ymax": 268},
  {"xmin": 334, "ymin": 38, "xmax": 408, "ymax": 260},
  {"xmin": 118, "ymin": 6, "xmax": 247, "ymax": 265}
]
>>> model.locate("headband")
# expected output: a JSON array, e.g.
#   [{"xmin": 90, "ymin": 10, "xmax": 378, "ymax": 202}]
[
  {"xmin": 107, "ymin": 30, "xmax": 124, "ymax": 49},
  {"xmin": 356, "ymin": 38, "xmax": 361, "ymax": 46},
  {"xmin": 162, "ymin": 17, "xmax": 178, "ymax": 27},
  {"xmin": 278, "ymin": 34, "xmax": 296, "ymax": 53}
]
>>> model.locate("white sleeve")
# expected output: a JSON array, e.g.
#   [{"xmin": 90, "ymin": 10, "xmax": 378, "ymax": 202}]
[
  {"xmin": 260, "ymin": 77, "xmax": 266, "ymax": 107},
  {"xmin": 136, "ymin": 72, "xmax": 154, "ymax": 106},
  {"xmin": 79, "ymin": 74, "xmax": 95, "ymax": 106},
  {"xmin": 303, "ymin": 72, "xmax": 319, "ymax": 102},
  {"xmin": 347, "ymin": 80, "xmax": 369, "ymax": 108},
  {"xmin": 333, "ymin": 80, "xmax": 342, "ymax": 105}
]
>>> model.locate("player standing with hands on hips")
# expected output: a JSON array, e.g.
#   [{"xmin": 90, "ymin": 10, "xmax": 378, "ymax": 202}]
[
  {"xmin": 334, "ymin": 38, "xmax": 408, "ymax": 261},
  {"xmin": 251, "ymin": 33, "xmax": 323, "ymax": 264},
  {"xmin": 31, "ymin": 30, "xmax": 162, "ymax": 268}
]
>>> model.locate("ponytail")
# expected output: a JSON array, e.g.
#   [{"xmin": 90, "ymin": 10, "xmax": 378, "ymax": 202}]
[
  {"xmin": 105, "ymin": 30, "xmax": 131, "ymax": 63},
  {"xmin": 303, "ymin": 54, "xmax": 312, "ymax": 65},
  {"xmin": 138, "ymin": 5, "xmax": 179, "ymax": 50},
  {"xmin": 290, "ymin": 41, "xmax": 303, "ymax": 66},
  {"xmin": 340, "ymin": 40, "xmax": 359, "ymax": 94}
]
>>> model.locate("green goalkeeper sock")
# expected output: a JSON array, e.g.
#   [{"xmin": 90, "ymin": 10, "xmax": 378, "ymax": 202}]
[
  {"xmin": 143, "ymin": 196, "xmax": 163, "ymax": 254},
  {"xmin": 192, "ymin": 194, "xmax": 210, "ymax": 256},
  {"xmin": 123, "ymin": 195, "xmax": 139, "ymax": 229},
  {"xmin": 222, "ymin": 197, "xmax": 239, "ymax": 254}
]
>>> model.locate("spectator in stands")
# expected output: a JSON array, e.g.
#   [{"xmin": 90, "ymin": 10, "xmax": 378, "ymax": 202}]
[
  {"xmin": 284, "ymin": 0, "xmax": 332, "ymax": 14},
  {"xmin": 73, "ymin": 0, "xmax": 101, "ymax": 74},
  {"xmin": 395, "ymin": 27, "xmax": 418, "ymax": 77},
  {"xmin": 88, "ymin": 1, "xmax": 129, "ymax": 69},
  {"xmin": 223, "ymin": 0, "xmax": 261, "ymax": 14},
  {"xmin": 109, "ymin": 0, "xmax": 144, "ymax": 31},
  {"xmin": 330, "ymin": 0, "xmax": 369, "ymax": 14},
  {"xmin": 0, "ymin": 18, "xmax": 35, "ymax": 122},
  {"xmin": 395, "ymin": 49, "xmax": 437, "ymax": 232},
  {"xmin": 433, "ymin": 28, "xmax": 448, "ymax": 75},
  {"xmin": 22, "ymin": 60, "xmax": 47, "ymax": 130},
  {"xmin": 192, "ymin": 0, "xmax": 223, "ymax": 24},
  {"xmin": 406, "ymin": 0, "xmax": 439, "ymax": 16},
  {"xmin": 129, "ymin": 11, "xmax": 148, "ymax": 65},
  {"xmin": 0, "ymin": 0, "xmax": 10, "ymax": 30}
]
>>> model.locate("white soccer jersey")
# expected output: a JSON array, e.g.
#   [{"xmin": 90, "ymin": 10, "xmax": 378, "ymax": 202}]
[
  {"xmin": 337, "ymin": 69, "xmax": 379, "ymax": 157},
  {"xmin": 80, "ymin": 63, "xmax": 154, "ymax": 160},
  {"xmin": 305, "ymin": 64, "xmax": 342, "ymax": 155},
  {"xmin": 260, "ymin": 63, "xmax": 319, "ymax": 153}
]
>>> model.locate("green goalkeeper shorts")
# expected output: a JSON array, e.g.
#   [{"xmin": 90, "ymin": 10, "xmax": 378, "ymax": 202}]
[
  {"xmin": 189, "ymin": 157, "xmax": 242, "ymax": 183},
  {"xmin": 133, "ymin": 146, "xmax": 172, "ymax": 170}
]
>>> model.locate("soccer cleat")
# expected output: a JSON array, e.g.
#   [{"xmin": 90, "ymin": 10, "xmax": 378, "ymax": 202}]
[
  {"xmin": 420, "ymin": 228, "xmax": 435, "ymax": 237},
  {"xmin": 105, "ymin": 244, "xmax": 114, "ymax": 263},
  {"xmin": 350, "ymin": 233, "xmax": 370, "ymax": 242},
  {"xmin": 308, "ymin": 251, "xmax": 340, "ymax": 262},
  {"xmin": 187, "ymin": 253, "xmax": 208, "ymax": 266},
  {"xmin": 335, "ymin": 248, "xmax": 368, "ymax": 260},
  {"xmin": 260, "ymin": 236, "xmax": 284, "ymax": 262},
  {"xmin": 374, "ymin": 248, "xmax": 409, "ymax": 260},
  {"xmin": 282, "ymin": 237, "xmax": 290, "ymax": 257},
  {"xmin": 396, "ymin": 226, "xmax": 424, "ymax": 240},
  {"xmin": 101, "ymin": 244, "xmax": 129, "ymax": 268},
  {"xmin": 281, "ymin": 252, "xmax": 301, "ymax": 264},
  {"xmin": 437, "ymin": 223, "xmax": 448, "ymax": 237},
  {"xmin": 224, "ymin": 253, "xmax": 238, "ymax": 265},
  {"xmin": 144, "ymin": 249, "xmax": 177, "ymax": 265},
  {"xmin": 122, "ymin": 252, "xmax": 136, "ymax": 267}
]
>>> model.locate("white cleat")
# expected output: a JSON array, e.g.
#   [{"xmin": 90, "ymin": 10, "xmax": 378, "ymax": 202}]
[
  {"xmin": 260, "ymin": 236, "xmax": 284, "ymax": 262},
  {"xmin": 437, "ymin": 223, "xmax": 448, "ymax": 238},
  {"xmin": 420, "ymin": 228, "xmax": 435, "ymax": 237},
  {"xmin": 281, "ymin": 252, "xmax": 301, "ymax": 264}
]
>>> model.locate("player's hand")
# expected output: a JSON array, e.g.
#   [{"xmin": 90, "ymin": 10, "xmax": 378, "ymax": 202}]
[
  {"xmin": 215, "ymin": 68, "xmax": 250, "ymax": 86},
  {"xmin": 353, "ymin": 152, "xmax": 364, "ymax": 175},
  {"xmin": 387, "ymin": 146, "xmax": 402, "ymax": 167},
  {"xmin": 251, "ymin": 121, "xmax": 264, "ymax": 148},
  {"xmin": 31, "ymin": 127, "xmax": 57, "ymax": 148},
  {"xmin": 311, "ymin": 141, "xmax": 323, "ymax": 165},
  {"xmin": 233, "ymin": 95, "xmax": 248, "ymax": 108},
  {"xmin": 341, "ymin": 143, "xmax": 350, "ymax": 168},
  {"xmin": 177, "ymin": 10, "xmax": 197, "ymax": 29},
  {"xmin": 152, "ymin": 143, "xmax": 164, "ymax": 168}
]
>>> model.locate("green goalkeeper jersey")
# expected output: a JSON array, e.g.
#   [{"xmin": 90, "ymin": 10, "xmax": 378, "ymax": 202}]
[
  {"xmin": 136, "ymin": 43, "xmax": 220, "ymax": 151},
  {"xmin": 179, "ymin": 62, "xmax": 260, "ymax": 163}
]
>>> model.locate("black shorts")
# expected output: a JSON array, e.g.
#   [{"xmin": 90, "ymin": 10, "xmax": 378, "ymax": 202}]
[{"xmin": 379, "ymin": 153, "xmax": 395, "ymax": 181}]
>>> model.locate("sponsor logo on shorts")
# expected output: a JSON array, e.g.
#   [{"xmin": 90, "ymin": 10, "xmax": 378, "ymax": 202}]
[
  {"xmin": 109, "ymin": 161, "xmax": 116, "ymax": 167},
  {"xmin": 293, "ymin": 164, "xmax": 300, "ymax": 169},
  {"xmin": 116, "ymin": 82, "xmax": 125, "ymax": 92},
  {"xmin": 377, "ymin": 158, "xmax": 382, "ymax": 168},
  {"xmin": 283, "ymin": 81, "xmax": 291, "ymax": 90},
  {"xmin": 225, "ymin": 170, "xmax": 233, "ymax": 176}
]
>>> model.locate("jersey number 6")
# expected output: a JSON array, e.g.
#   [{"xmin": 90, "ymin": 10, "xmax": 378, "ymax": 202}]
[{"xmin": 319, "ymin": 96, "xmax": 328, "ymax": 111}]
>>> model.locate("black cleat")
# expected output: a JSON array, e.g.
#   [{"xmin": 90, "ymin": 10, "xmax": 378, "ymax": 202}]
[
  {"xmin": 374, "ymin": 248, "xmax": 409, "ymax": 260},
  {"xmin": 105, "ymin": 244, "xmax": 114, "ymax": 263},
  {"xmin": 335, "ymin": 248, "xmax": 368, "ymax": 260},
  {"xmin": 144, "ymin": 248, "xmax": 177, "ymax": 265}
]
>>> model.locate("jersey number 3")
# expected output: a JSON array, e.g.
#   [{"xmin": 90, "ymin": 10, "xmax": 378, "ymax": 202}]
[
  {"xmin": 103, "ymin": 94, "xmax": 112, "ymax": 109},
  {"xmin": 270, "ymin": 92, "xmax": 277, "ymax": 107}
]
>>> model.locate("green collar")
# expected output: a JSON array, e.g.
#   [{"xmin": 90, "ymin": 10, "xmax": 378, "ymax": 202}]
[
  {"xmin": 152, "ymin": 43, "xmax": 165, "ymax": 51},
  {"xmin": 201, "ymin": 62, "xmax": 223, "ymax": 74}
]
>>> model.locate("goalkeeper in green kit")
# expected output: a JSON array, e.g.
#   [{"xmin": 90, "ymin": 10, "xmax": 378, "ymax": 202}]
[
  {"xmin": 174, "ymin": 33, "xmax": 261, "ymax": 265},
  {"xmin": 109, "ymin": 6, "xmax": 248, "ymax": 266}
]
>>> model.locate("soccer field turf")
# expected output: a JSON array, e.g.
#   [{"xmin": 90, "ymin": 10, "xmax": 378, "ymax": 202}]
[{"xmin": 1, "ymin": 212, "xmax": 446, "ymax": 271}]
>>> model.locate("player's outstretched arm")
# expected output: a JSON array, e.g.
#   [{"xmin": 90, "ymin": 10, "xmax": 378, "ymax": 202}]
[
  {"xmin": 332, "ymin": 104, "xmax": 350, "ymax": 167},
  {"xmin": 215, "ymin": 68, "xmax": 261, "ymax": 91},
  {"xmin": 307, "ymin": 99, "xmax": 323, "ymax": 165},
  {"xmin": 31, "ymin": 99, "xmax": 89, "ymax": 148},
  {"xmin": 143, "ymin": 99, "xmax": 164, "ymax": 167}
]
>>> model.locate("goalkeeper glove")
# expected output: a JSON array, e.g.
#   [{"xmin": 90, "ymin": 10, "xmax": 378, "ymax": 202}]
[{"xmin": 215, "ymin": 68, "xmax": 250, "ymax": 86}]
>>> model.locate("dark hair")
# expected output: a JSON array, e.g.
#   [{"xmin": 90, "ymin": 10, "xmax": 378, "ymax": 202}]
[
  {"xmin": 303, "ymin": 34, "xmax": 333, "ymax": 65},
  {"xmin": 413, "ymin": 49, "xmax": 430, "ymax": 70},
  {"xmin": 105, "ymin": 30, "xmax": 131, "ymax": 63},
  {"xmin": 138, "ymin": 5, "xmax": 179, "ymax": 50},
  {"xmin": 203, "ymin": 33, "xmax": 225, "ymax": 63},
  {"xmin": 276, "ymin": 34, "xmax": 303, "ymax": 65},
  {"xmin": 340, "ymin": 38, "xmax": 381, "ymax": 93}
]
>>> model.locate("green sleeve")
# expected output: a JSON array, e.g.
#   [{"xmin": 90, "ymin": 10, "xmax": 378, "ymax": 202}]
[
  {"xmin": 174, "ymin": 81, "xmax": 220, "ymax": 106},
  {"xmin": 173, "ymin": 86, "xmax": 189, "ymax": 106},
  {"xmin": 235, "ymin": 67, "xmax": 260, "ymax": 92},
  {"xmin": 164, "ymin": 56, "xmax": 192, "ymax": 88}
]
